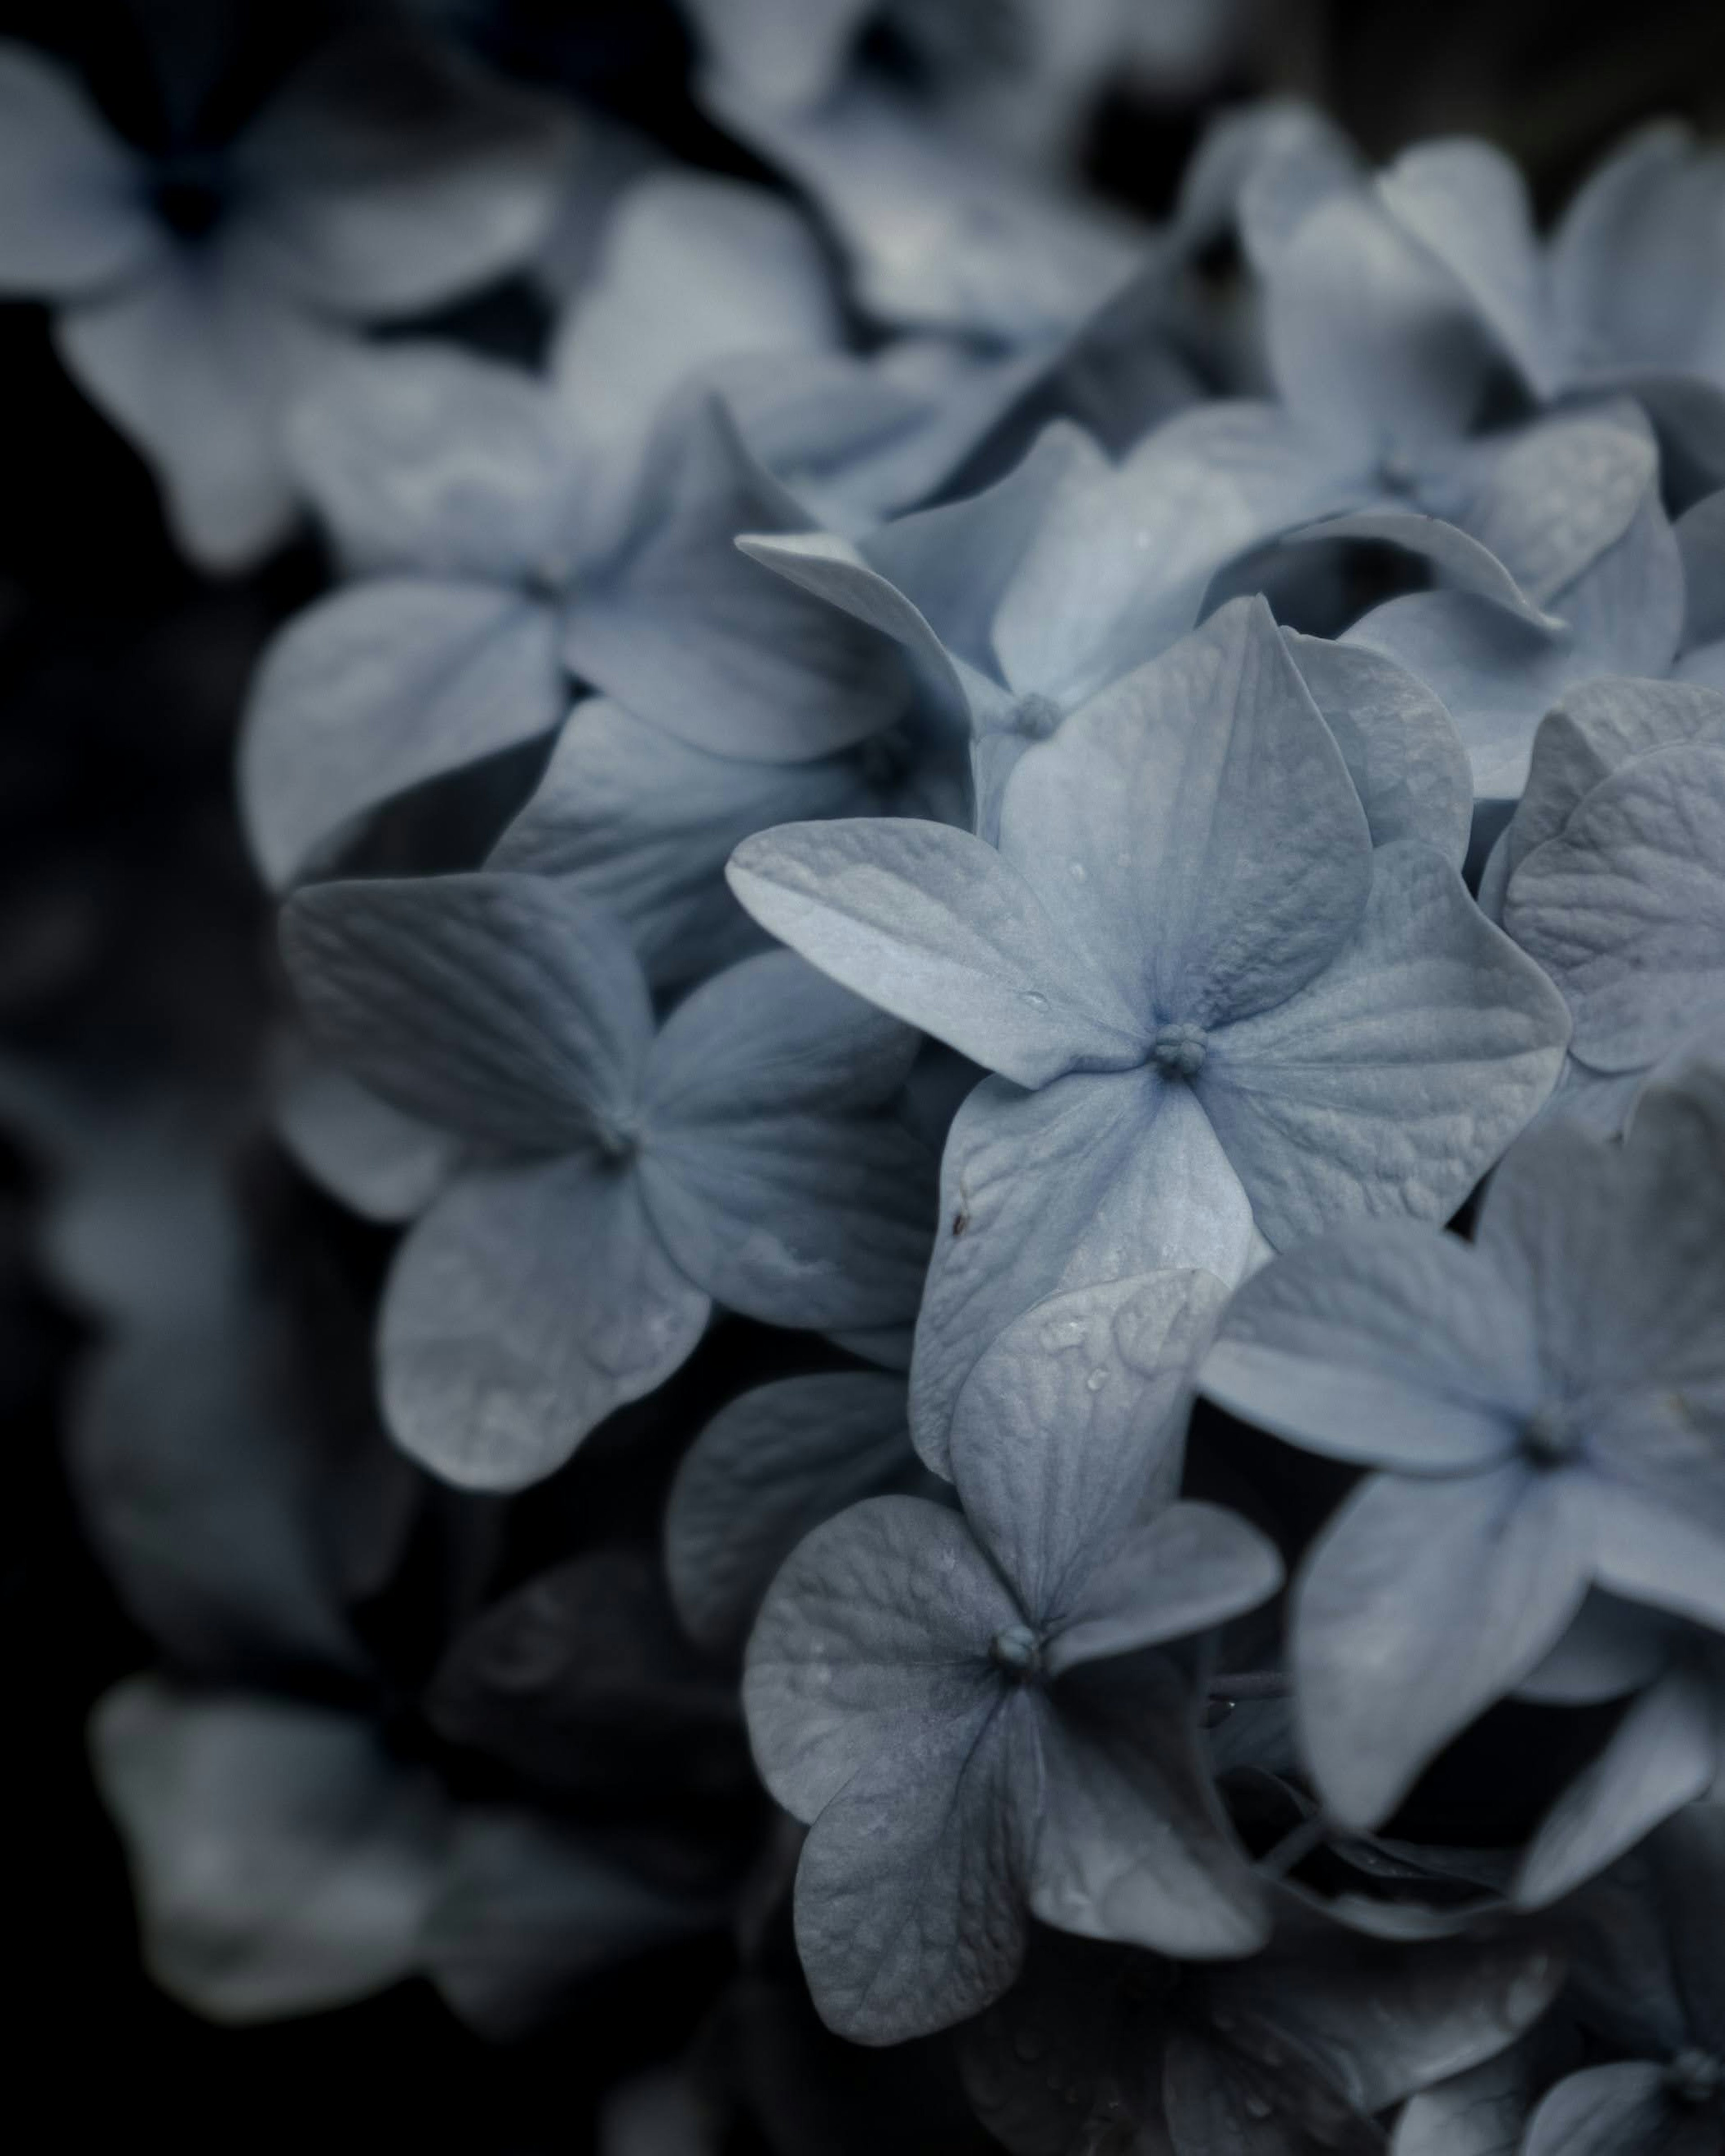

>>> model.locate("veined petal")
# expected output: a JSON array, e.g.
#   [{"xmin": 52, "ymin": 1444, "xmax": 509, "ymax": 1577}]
[
  {"xmin": 729, "ymin": 816, "xmax": 1146, "ymax": 1086},
  {"xmin": 999, "ymin": 596, "xmax": 1372, "ymax": 1032},
  {"xmin": 910, "ymin": 1071, "xmax": 1257, "ymax": 1471},
  {"xmin": 282, "ymin": 874, "xmax": 652, "ymax": 1152},
  {"xmin": 380, "ymin": 1153, "xmax": 709, "ymax": 1490},
  {"xmin": 239, "ymin": 577, "xmax": 564, "ymax": 892},
  {"xmin": 1199, "ymin": 841, "xmax": 1570, "ymax": 1249}
]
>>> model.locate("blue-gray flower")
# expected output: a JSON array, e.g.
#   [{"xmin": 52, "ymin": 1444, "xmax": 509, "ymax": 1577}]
[
  {"xmin": 730, "ymin": 595, "xmax": 1568, "ymax": 1462},
  {"xmin": 1203, "ymin": 1065, "xmax": 1725, "ymax": 1830},
  {"xmin": 743, "ymin": 1271, "xmax": 1281, "ymax": 2044},
  {"xmin": 281, "ymin": 870, "xmax": 934, "ymax": 1488},
  {"xmin": 0, "ymin": 30, "xmax": 575, "ymax": 568}
]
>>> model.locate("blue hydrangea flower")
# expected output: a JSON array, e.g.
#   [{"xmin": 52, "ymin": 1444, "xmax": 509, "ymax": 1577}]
[
  {"xmin": 743, "ymin": 1272, "xmax": 1281, "ymax": 2043},
  {"xmin": 0, "ymin": 30, "xmax": 575, "ymax": 568},
  {"xmin": 1372, "ymin": 129, "xmax": 1725, "ymax": 482},
  {"xmin": 1482, "ymin": 680, "xmax": 1725, "ymax": 1132},
  {"xmin": 1342, "ymin": 457, "xmax": 1725, "ymax": 817},
  {"xmin": 281, "ymin": 870, "xmax": 935, "ymax": 1488},
  {"xmin": 1202, "ymin": 1065, "xmax": 1725, "ymax": 1830},
  {"xmin": 730, "ymin": 596, "xmax": 1568, "ymax": 1459},
  {"xmin": 1520, "ymin": 1802, "xmax": 1725, "ymax": 2156}
]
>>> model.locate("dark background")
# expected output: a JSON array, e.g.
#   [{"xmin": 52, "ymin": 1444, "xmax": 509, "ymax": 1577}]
[{"xmin": 3, "ymin": 1, "xmax": 1723, "ymax": 2145}]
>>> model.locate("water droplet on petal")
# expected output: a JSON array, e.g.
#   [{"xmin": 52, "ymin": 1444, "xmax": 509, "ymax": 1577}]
[{"xmin": 1085, "ymin": 1368, "xmax": 1107, "ymax": 1392}]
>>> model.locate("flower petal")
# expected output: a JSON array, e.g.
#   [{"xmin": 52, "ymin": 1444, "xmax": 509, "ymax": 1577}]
[
  {"xmin": 1199, "ymin": 841, "xmax": 1570, "ymax": 1250},
  {"xmin": 910, "ymin": 1071, "xmax": 1257, "ymax": 1472},
  {"xmin": 946, "ymin": 1271, "xmax": 1229, "ymax": 1619},
  {"xmin": 0, "ymin": 40, "xmax": 159, "ymax": 294},
  {"xmin": 743, "ymin": 1493, "xmax": 1016, "ymax": 1823},
  {"xmin": 666, "ymin": 1372, "xmax": 912, "ymax": 1657},
  {"xmin": 91, "ymin": 1678, "xmax": 446, "ymax": 2021},
  {"xmin": 999, "ymin": 596, "xmax": 1372, "ymax": 1031},
  {"xmin": 1293, "ymin": 1463, "xmax": 1591, "ymax": 1828},
  {"xmin": 240, "ymin": 577, "xmax": 563, "ymax": 892},
  {"xmin": 728, "ymin": 817, "xmax": 1144, "ymax": 1086},
  {"xmin": 640, "ymin": 952, "xmax": 932, "ymax": 1330},
  {"xmin": 380, "ymin": 1153, "xmax": 709, "ymax": 1490},
  {"xmin": 1203, "ymin": 1218, "xmax": 1535, "ymax": 1470},
  {"xmin": 794, "ymin": 1688, "xmax": 1039, "ymax": 2043},
  {"xmin": 282, "ymin": 874, "xmax": 652, "ymax": 1152}
]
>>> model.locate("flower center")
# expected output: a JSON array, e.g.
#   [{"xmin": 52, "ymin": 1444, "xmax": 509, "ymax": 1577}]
[
  {"xmin": 1010, "ymin": 692, "xmax": 1062, "ymax": 742},
  {"xmin": 990, "ymin": 1623, "xmax": 1044, "ymax": 1680},
  {"xmin": 1151, "ymin": 1022, "xmax": 1208, "ymax": 1078},
  {"xmin": 1521, "ymin": 1404, "xmax": 1581, "ymax": 1467},
  {"xmin": 150, "ymin": 156, "xmax": 228, "ymax": 241},
  {"xmin": 593, "ymin": 1112, "xmax": 640, "ymax": 1165},
  {"xmin": 856, "ymin": 721, "xmax": 914, "ymax": 795},
  {"xmin": 1666, "ymin": 2050, "xmax": 1724, "ymax": 2107}
]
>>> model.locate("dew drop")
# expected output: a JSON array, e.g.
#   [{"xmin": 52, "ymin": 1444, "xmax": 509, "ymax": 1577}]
[
  {"xmin": 1067, "ymin": 859, "xmax": 1088, "ymax": 882},
  {"xmin": 1085, "ymin": 1368, "xmax": 1107, "ymax": 1392},
  {"xmin": 1243, "ymin": 2093, "xmax": 1273, "ymax": 2121},
  {"xmin": 1020, "ymin": 989, "xmax": 1049, "ymax": 1011}
]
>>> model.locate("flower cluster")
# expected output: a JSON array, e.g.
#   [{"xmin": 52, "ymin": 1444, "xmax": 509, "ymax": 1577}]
[{"xmin": 10, "ymin": 4, "xmax": 1725, "ymax": 2148}]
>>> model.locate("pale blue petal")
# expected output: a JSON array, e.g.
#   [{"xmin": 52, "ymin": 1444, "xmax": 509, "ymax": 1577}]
[
  {"xmin": 1347, "ymin": 589, "xmax": 1571, "ymax": 804},
  {"xmin": 1294, "ymin": 1464, "xmax": 1592, "ymax": 1828},
  {"xmin": 1516, "ymin": 1666, "xmax": 1720, "ymax": 1909},
  {"xmin": 946, "ymin": 1271, "xmax": 1231, "ymax": 1618},
  {"xmin": 380, "ymin": 1153, "xmax": 710, "ymax": 1490},
  {"xmin": 1480, "ymin": 676, "xmax": 1725, "ymax": 923},
  {"xmin": 1283, "ymin": 631, "xmax": 1473, "ymax": 862},
  {"xmin": 1033, "ymin": 1660, "xmax": 1268, "ymax": 1957},
  {"xmin": 563, "ymin": 395, "xmax": 908, "ymax": 759},
  {"xmin": 1377, "ymin": 138, "xmax": 1556, "ymax": 392},
  {"xmin": 91, "ymin": 1678, "xmax": 446, "ymax": 2021},
  {"xmin": 239, "ymin": 578, "xmax": 563, "ymax": 891},
  {"xmin": 742, "ymin": 1493, "xmax": 1016, "ymax": 1823},
  {"xmin": 999, "ymin": 596, "xmax": 1372, "ymax": 1030},
  {"xmin": 1263, "ymin": 186, "xmax": 1493, "ymax": 462},
  {"xmin": 1522, "ymin": 2063, "xmax": 1688, "ymax": 2156},
  {"xmin": 712, "ymin": 75, "xmax": 1142, "ymax": 342},
  {"xmin": 549, "ymin": 172, "xmax": 840, "ymax": 541},
  {"xmin": 728, "ymin": 817, "xmax": 1145, "ymax": 1087},
  {"xmin": 0, "ymin": 41, "xmax": 159, "ymax": 294},
  {"xmin": 1203, "ymin": 1218, "xmax": 1536, "ymax": 1470},
  {"xmin": 285, "ymin": 340, "xmax": 575, "ymax": 581},
  {"xmin": 271, "ymin": 1041, "xmax": 458, "ymax": 1224},
  {"xmin": 490, "ymin": 698, "xmax": 870, "ymax": 989},
  {"xmin": 639, "ymin": 950, "xmax": 931, "ymax": 1329},
  {"xmin": 1437, "ymin": 406, "xmax": 1657, "ymax": 607},
  {"xmin": 665, "ymin": 1372, "xmax": 911, "ymax": 1655},
  {"xmin": 230, "ymin": 31, "xmax": 575, "ymax": 318},
  {"xmin": 1049, "ymin": 1504, "xmax": 1283, "ymax": 1675},
  {"xmin": 910, "ymin": 1071, "xmax": 1257, "ymax": 1471},
  {"xmin": 1504, "ymin": 742, "xmax": 1725, "ymax": 1073},
  {"xmin": 56, "ymin": 258, "xmax": 348, "ymax": 570},
  {"xmin": 1199, "ymin": 842, "xmax": 1570, "ymax": 1249},
  {"xmin": 282, "ymin": 874, "xmax": 652, "ymax": 1151},
  {"xmin": 794, "ymin": 1688, "xmax": 1038, "ymax": 2043}
]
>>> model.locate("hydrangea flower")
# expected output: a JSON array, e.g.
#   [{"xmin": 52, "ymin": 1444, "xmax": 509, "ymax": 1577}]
[
  {"xmin": 1371, "ymin": 129, "xmax": 1725, "ymax": 480},
  {"xmin": 963, "ymin": 1919, "xmax": 1562, "ymax": 2156},
  {"xmin": 0, "ymin": 29, "xmax": 574, "ymax": 568},
  {"xmin": 236, "ymin": 172, "xmax": 897, "ymax": 893},
  {"xmin": 731, "ymin": 596, "xmax": 1568, "ymax": 1454},
  {"xmin": 1482, "ymin": 680, "xmax": 1725, "ymax": 1131},
  {"xmin": 1521, "ymin": 1802, "xmax": 1725, "ymax": 2156},
  {"xmin": 1344, "ymin": 466, "xmax": 1725, "ymax": 815},
  {"xmin": 1202, "ymin": 1066, "xmax": 1725, "ymax": 1831},
  {"xmin": 743, "ymin": 1272, "xmax": 1282, "ymax": 2042},
  {"xmin": 281, "ymin": 870, "xmax": 934, "ymax": 1487}
]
